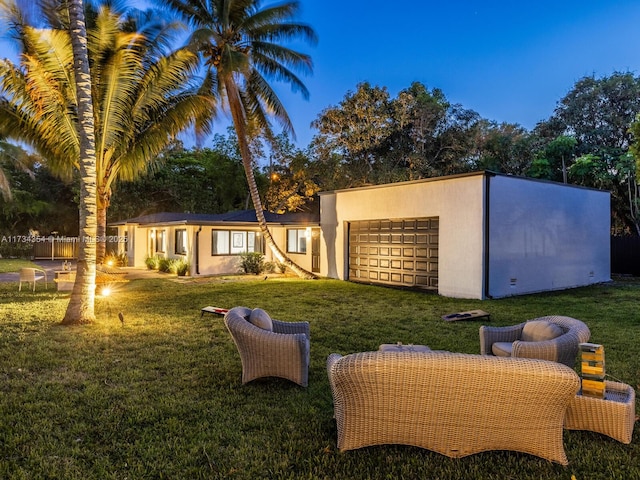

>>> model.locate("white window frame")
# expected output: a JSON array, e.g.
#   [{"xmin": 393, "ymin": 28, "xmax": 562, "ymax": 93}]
[
  {"xmin": 212, "ymin": 230, "xmax": 262, "ymax": 255},
  {"xmin": 287, "ymin": 228, "xmax": 307, "ymax": 254},
  {"xmin": 175, "ymin": 229, "xmax": 187, "ymax": 255},
  {"xmin": 155, "ymin": 229, "xmax": 166, "ymax": 253}
]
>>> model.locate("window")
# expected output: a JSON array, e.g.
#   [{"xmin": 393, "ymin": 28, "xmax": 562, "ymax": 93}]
[
  {"xmin": 175, "ymin": 229, "xmax": 187, "ymax": 255},
  {"xmin": 212, "ymin": 230, "xmax": 262, "ymax": 255},
  {"xmin": 155, "ymin": 230, "xmax": 165, "ymax": 253},
  {"xmin": 287, "ymin": 229, "xmax": 307, "ymax": 254}
]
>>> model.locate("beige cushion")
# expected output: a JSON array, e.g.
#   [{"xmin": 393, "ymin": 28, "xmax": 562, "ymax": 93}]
[
  {"xmin": 249, "ymin": 308, "xmax": 273, "ymax": 331},
  {"xmin": 521, "ymin": 320, "xmax": 563, "ymax": 342},
  {"xmin": 492, "ymin": 342, "xmax": 513, "ymax": 357}
]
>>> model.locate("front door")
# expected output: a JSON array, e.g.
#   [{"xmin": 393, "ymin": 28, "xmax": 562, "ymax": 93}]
[{"xmin": 311, "ymin": 228, "xmax": 321, "ymax": 273}]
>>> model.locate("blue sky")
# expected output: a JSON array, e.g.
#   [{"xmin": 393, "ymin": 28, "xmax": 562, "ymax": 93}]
[
  {"xmin": 2, "ymin": 0, "xmax": 640, "ymax": 150},
  {"xmin": 271, "ymin": 0, "xmax": 640, "ymax": 148}
]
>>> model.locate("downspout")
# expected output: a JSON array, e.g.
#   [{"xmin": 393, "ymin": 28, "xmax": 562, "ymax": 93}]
[
  {"xmin": 483, "ymin": 172, "xmax": 495, "ymax": 299},
  {"xmin": 195, "ymin": 226, "xmax": 202, "ymax": 275}
]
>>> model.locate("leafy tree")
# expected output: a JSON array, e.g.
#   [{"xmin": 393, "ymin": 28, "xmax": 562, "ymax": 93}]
[
  {"xmin": 162, "ymin": 0, "xmax": 318, "ymax": 279},
  {"xmin": 311, "ymin": 82, "xmax": 394, "ymax": 187},
  {"xmin": 264, "ymin": 132, "xmax": 319, "ymax": 213},
  {"xmin": 0, "ymin": 0, "xmax": 214, "ymax": 263},
  {"xmin": 550, "ymin": 72, "xmax": 640, "ymax": 157},
  {"xmin": 0, "ymin": 137, "xmax": 35, "ymax": 202},
  {"xmin": 567, "ymin": 153, "xmax": 640, "ymax": 234},
  {"xmin": 474, "ymin": 121, "xmax": 535, "ymax": 175},
  {"xmin": 109, "ymin": 135, "xmax": 255, "ymax": 220},
  {"xmin": 389, "ymin": 82, "xmax": 480, "ymax": 178},
  {"xmin": 311, "ymin": 81, "xmax": 480, "ymax": 187},
  {"xmin": 529, "ymin": 135, "xmax": 577, "ymax": 183},
  {"xmin": 537, "ymin": 72, "xmax": 640, "ymax": 233},
  {"xmin": 0, "ymin": 161, "xmax": 78, "ymax": 237},
  {"xmin": 624, "ymin": 118, "xmax": 640, "ymax": 234},
  {"xmin": 568, "ymin": 154, "xmax": 611, "ymax": 188}
]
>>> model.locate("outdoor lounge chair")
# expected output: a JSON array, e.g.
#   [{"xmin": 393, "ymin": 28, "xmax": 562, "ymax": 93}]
[
  {"xmin": 18, "ymin": 267, "xmax": 47, "ymax": 292},
  {"xmin": 479, "ymin": 315, "xmax": 591, "ymax": 367},
  {"xmin": 327, "ymin": 350, "xmax": 580, "ymax": 464},
  {"xmin": 224, "ymin": 306, "xmax": 310, "ymax": 387}
]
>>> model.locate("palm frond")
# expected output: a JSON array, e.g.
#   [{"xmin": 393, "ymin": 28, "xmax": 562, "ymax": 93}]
[
  {"xmin": 245, "ymin": 68, "xmax": 293, "ymax": 134},
  {"xmin": 251, "ymin": 44, "xmax": 311, "ymax": 97}
]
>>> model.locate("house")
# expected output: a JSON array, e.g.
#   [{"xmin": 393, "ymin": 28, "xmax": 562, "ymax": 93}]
[
  {"xmin": 113, "ymin": 171, "xmax": 611, "ymax": 299},
  {"xmin": 111, "ymin": 210, "xmax": 321, "ymax": 276}
]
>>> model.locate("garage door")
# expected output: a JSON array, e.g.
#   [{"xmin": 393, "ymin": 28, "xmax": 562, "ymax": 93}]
[{"xmin": 348, "ymin": 218, "xmax": 439, "ymax": 290}]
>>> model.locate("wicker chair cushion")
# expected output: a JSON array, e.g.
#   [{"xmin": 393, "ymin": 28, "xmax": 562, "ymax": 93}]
[
  {"xmin": 249, "ymin": 308, "xmax": 273, "ymax": 331},
  {"xmin": 492, "ymin": 342, "xmax": 513, "ymax": 357},
  {"xmin": 521, "ymin": 320, "xmax": 563, "ymax": 342}
]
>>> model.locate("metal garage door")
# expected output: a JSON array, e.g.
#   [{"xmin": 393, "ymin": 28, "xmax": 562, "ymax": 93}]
[{"xmin": 348, "ymin": 218, "xmax": 439, "ymax": 290}]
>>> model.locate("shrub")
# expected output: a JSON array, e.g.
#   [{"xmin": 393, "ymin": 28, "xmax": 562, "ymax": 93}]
[
  {"xmin": 172, "ymin": 258, "xmax": 190, "ymax": 276},
  {"xmin": 144, "ymin": 255, "xmax": 161, "ymax": 270},
  {"xmin": 158, "ymin": 257, "xmax": 175, "ymax": 273},
  {"xmin": 0, "ymin": 238, "xmax": 33, "ymax": 259},
  {"xmin": 238, "ymin": 252, "xmax": 265, "ymax": 275}
]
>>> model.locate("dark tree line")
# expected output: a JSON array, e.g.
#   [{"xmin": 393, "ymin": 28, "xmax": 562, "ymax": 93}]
[
  {"xmin": 4, "ymin": 72, "xmax": 640, "ymax": 237},
  {"xmin": 310, "ymin": 73, "xmax": 640, "ymax": 235}
]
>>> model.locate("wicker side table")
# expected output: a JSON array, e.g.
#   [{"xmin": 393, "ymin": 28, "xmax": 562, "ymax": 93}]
[{"xmin": 564, "ymin": 380, "xmax": 636, "ymax": 444}]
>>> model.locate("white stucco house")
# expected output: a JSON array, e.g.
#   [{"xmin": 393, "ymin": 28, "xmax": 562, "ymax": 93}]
[
  {"xmin": 113, "ymin": 171, "xmax": 611, "ymax": 299},
  {"xmin": 111, "ymin": 210, "xmax": 321, "ymax": 276}
]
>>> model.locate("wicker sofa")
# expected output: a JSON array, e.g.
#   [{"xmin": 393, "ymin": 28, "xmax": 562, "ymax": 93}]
[
  {"xmin": 479, "ymin": 315, "xmax": 590, "ymax": 367},
  {"xmin": 327, "ymin": 350, "xmax": 580, "ymax": 465},
  {"xmin": 224, "ymin": 306, "xmax": 310, "ymax": 387}
]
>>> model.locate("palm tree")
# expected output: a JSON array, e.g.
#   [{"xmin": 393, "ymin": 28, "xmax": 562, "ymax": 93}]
[
  {"xmin": 0, "ymin": 0, "xmax": 215, "ymax": 263},
  {"xmin": 162, "ymin": 0, "xmax": 317, "ymax": 278},
  {"xmin": 64, "ymin": 0, "xmax": 98, "ymax": 324}
]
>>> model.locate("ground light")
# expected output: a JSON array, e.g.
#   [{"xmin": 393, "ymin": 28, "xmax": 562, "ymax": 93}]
[{"xmin": 98, "ymin": 285, "xmax": 113, "ymax": 321}]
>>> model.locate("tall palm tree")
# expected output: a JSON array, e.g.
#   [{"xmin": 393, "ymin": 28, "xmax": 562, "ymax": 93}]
[
  {"xmin": 0, "ymin": 0, "xmax": 215, "ymax": 263},
  {"xmin": 64, "ymin": 0, "xmax": 98, "ymax": 324},
  {"xmin": 162, "ymin": 0, "xmax": 317, "ymax": 278}
]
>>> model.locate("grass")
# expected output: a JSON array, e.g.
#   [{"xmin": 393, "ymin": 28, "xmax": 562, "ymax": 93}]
[
  {"xmin": 0, "ymin": 258, "xmax": 42, "ymax": 273},
  {"xmin": 0, "ymin": 270, "xmax": 638, "ymax": 479}
]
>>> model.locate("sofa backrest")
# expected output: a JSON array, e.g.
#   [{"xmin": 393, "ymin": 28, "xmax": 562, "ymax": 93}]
[{"xmin": 327, "ymin": 350, "xmax": 580, "ymax": 464}]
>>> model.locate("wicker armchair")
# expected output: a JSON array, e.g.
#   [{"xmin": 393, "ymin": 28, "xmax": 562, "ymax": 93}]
[
  {"xmin": 18, "ymin": 268, "xmax": 47, "ymax": 292},
  {"xmin": 479, "ymin": 315, "xmax": 590, "ymax": 368},
  {"xmin": 224, "ymin": 306, "xmax": 310, "ymax": 387},
  {"xmin": 327, "ymin": 350, "xmax": 579, "ymax": 465}
]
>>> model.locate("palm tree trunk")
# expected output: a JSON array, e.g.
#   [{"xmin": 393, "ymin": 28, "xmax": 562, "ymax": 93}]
[
  {"xmin": 224, "ymin": 78, "xmax": 315, "ymax": 279},
  {"xmin": 62, "ymin": 0, "xmax": 97, "ymax": 325},
  {"xmin": 96, "ymin": 185, "xmax": 110, "ymax": 264}
]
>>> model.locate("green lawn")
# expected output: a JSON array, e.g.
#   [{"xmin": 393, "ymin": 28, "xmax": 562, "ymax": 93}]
[
  {"xmin": 0, "ymin": 258, "xmax": 43, "ymax": 273},
  {"xmin": 0, "ymin": 272, "xmax": 638, "ymax": 479}
]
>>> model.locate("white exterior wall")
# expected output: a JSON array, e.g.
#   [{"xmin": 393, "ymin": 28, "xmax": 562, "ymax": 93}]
[
  {"xmin": 117, "ymin": 224, "xmax": 147, "ymax": 267},
  {"xmin": 197, "ymin": 226, "xmax": 242, "ymax": 275},
  {"xmin": 487, "ymin": 175, "xmax": 611, "ymax": 298},
  {"xmin": 118, "ymin": 221, "xmax": 315, "ymax": 276},
  {"xmin": 320, "ymin": 175, "xmax": 487, "ymax": 299}
]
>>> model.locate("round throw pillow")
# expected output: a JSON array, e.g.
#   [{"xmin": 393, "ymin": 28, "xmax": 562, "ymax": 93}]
[
  {"xmin": 521, "ymin": 320, "xmax": 563, "ymax": 342},
  {"xmin": 249, "ymin": 308, "xmax": 273, "ymax": 331}
]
